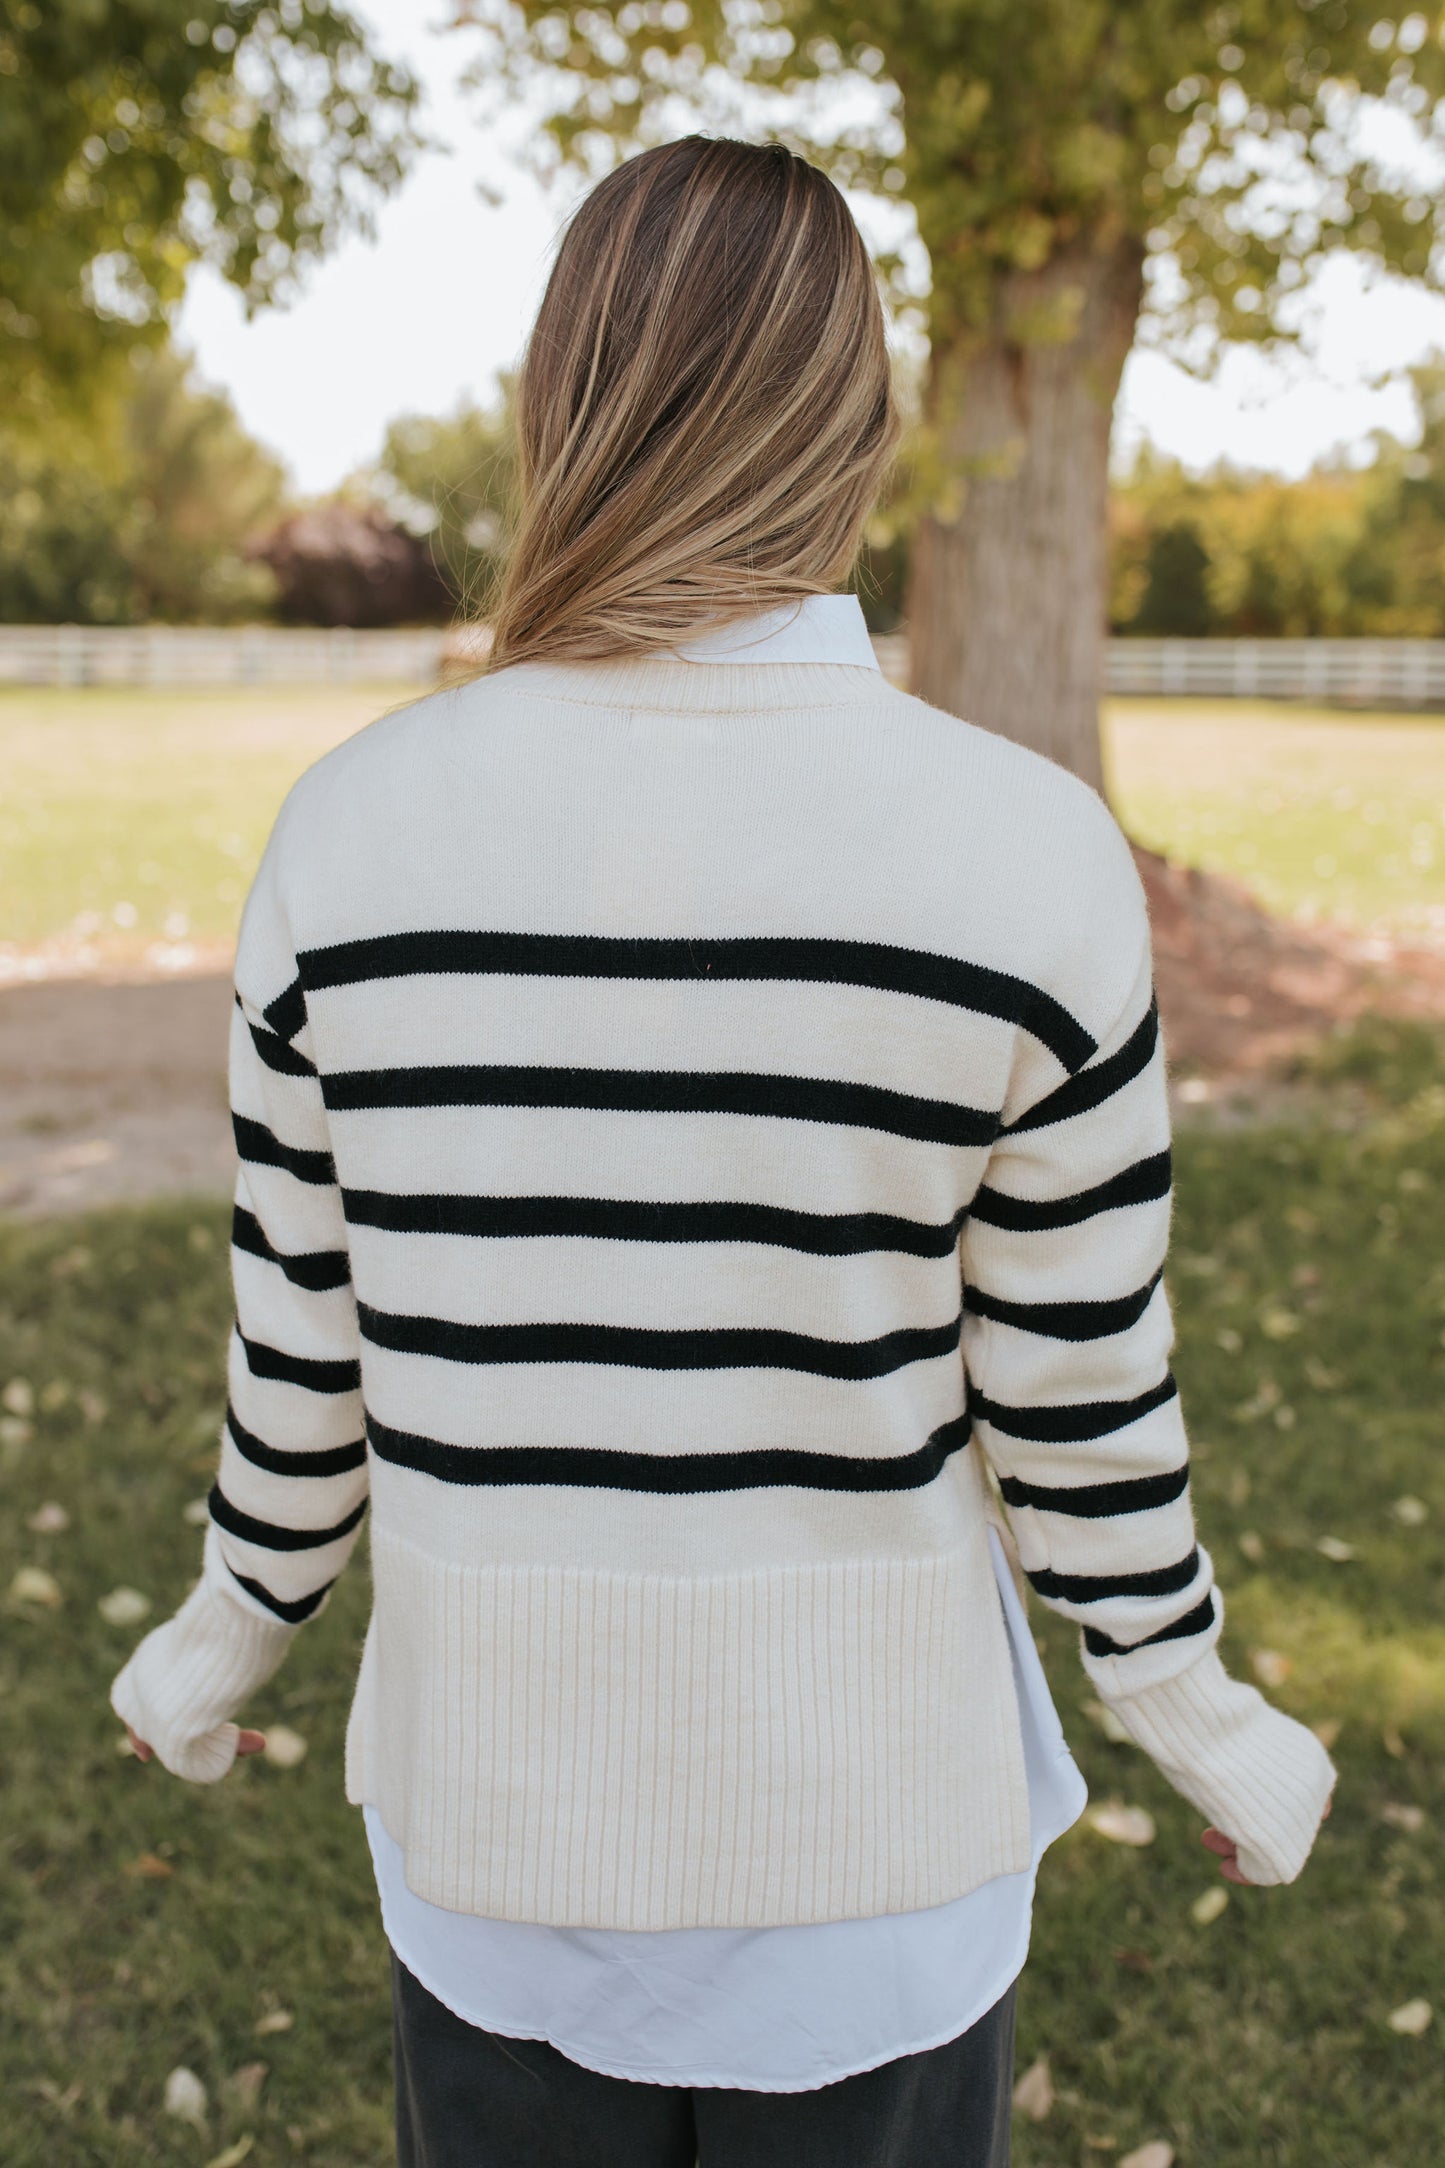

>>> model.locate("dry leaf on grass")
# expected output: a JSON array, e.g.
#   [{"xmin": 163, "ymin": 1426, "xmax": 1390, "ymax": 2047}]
[
  {"xmin": 1312, "ymin": 1718, "xmax": 1343, "ymax": 1750},
  {"xmin": 223, "ymin": 2063, "xmax": 268, "ymax": 2112},
  {"xmin": 1379, "ymin": 1802, "xmax": 1426, "ymax": 1833},
  {"xmin": 10, "ymin": 1566, "xmax": 61, "ymax": 1607},
  {"xmin": 26, "ymin": 1503, "xmax": 69, "ymax": 1534},
  {"xmin": 1191, "ymin": 1886, "xmax": 1229, "ymax": 1925},
  {"xmin": 1387, "ymin": 1998, "xmax": 1432, "ymax": 2036},
  {"xmin": 1390, "ymin": 1495, "xmax": 1428, "ymax": 1527},
  {"xmin": 202, "ymin": 2140, "xmax": 254, "ymax": 2168},
  {"xmin": 3, "ymin": 1378, "xmax": 34, "ymax": 1416},
  {"xmin": 1119, "ymin": 2146, "xmax": 1175, "ymax": 2168},
  {"xmin": 1082, "ymin": 1698, "xmax": 1132, "ymax": 1745},
  {"xmin": 1238, "ymin": 1531, "xmax": 1265, "ymax": 1564},
  {"xmin": 262, "ymin": 1726, "xmax": 308, "ymax": 1769},
  {"xmin": 182, "ymin": 1497, "xmax": 212, "ymax": 1526},
  {"xmin": 1089, "ymin": 1802, "xmax": 1156, "ymax": 1847},
  {"xmin": 1382, "ymin": 1726, "xmax": 1407, "ymax": 1759},
  {"xmin": 1250, "ymin": 1648, "xmax": 1292, "ymax": 1689},
  {"xmin": 1012, "ymin": 2057, "xmax": 1053, "ymax": 2121},
  {"xmin": 162, "ymin": 2066, "xmax": 208, "ymax": 2129},
  {"xmin": 254, "ymin": 2008, "xmax": 293, "ymax": 2038},
  {"xmin": 98, "ymin": 1587, "xmax": 151, "ymax": 1626},
  {"xmin": 123, "ymin": 1853, "xmax": 174, "ymax": 1880},
  {"xmin": 1315, "ymin": 1535, "xmax": 1356, "ymax": 1563}
]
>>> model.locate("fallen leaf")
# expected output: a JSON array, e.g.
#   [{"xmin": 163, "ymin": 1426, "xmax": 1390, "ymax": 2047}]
[
  {"xmin": 32, "ymin": 2078, "xmax": 82, "ymax": 2115},
  {"xmin": 1383, "ymin": 1726, "xmax": 1407, "ymax": 1759},
  {"xmin": 116, "ymin": 1734, "xmax": 139, "ymax": 1756},
  {"xmin": 262, "ymin": 1726, "xmax": 308, "ymax": 1769},
  {"xmin": 1215, "ymin": 1326, "xmax": 1242, "ymax": 1354},
  {"xmin": 182, "ymin": 1497, "xmax": 212, "ymax": 1526},
  {"xmin": 1387, "ymin": 1998, "xmax": 1432, "ymax": 2036},
  {"xmin": 1084, "ymin": 2139, "xmax": 1119, "ymax": 2153},
  {"xmin": 3, "ymin": 1378, "xmax": 34, "ymax": 1416},
  {"xmin": 1303, "ymin": 1356, "xmax": 1343, "ymax": 1390},
  {"xmin": 38, "ymin": 1381, "xmax": 69, "ymax": 1412},
  {"xmin": 123, "ymin": 1852, "xmax": 174, "ymax": 1880},
  {"xmin": 1191, "ymin": 1885, "xmax": 1229, "ymax": 1925},
  {"xmin": 224, "ymin": 2063, "xmax": 268, "ymax": 2112},
  {"xmin": 1260, "ymin": 1308, "xmax": 1299, "ymax": 1339},
  {"xmin": 1390, "ymin": 1495, "xmax": 1428, "ymax": 1528},
  {"xmin": 1251, "ymin": 1648, "xmax": 1292, "ymax": 1689},
  {"xmin": 26, "ymin": 1503, "xmax": 69, "ymax": 1534},
  {"xmin": 1274, "ymin": 1404, "xmax": 1296, "ymax": 1430},
  {"xmin": 76, "ymin": 1389, "xmax": 108, "ymax": 1425},
  {"xmin": 1120, "ymin": 2146, "xmax": 1175, "ymax": 2168},
  {"xmin": 1012, "ymin": 2056, "xmax": 1053, "ymax": 2121},
  {"xmin": 10, "ymin": 1566, "xmax": 61, "ymax": 1608},
  {"xmin": 1089, "ymin": 1802, "xmax": 1156, "ymax": 1848},
  {"xmin": 1315, "ymin": 1535, "xmax": 1355, "ymax": 1563},
  {"xmin": 0, "ymin": 1416, "xmax": 32, "ymax": 1448},
  {"xmin": 1082, "ymin": 1698, "xmax": 1132, "ymax": 1745},
  {"xmin": 98, "ymin": 1587, "xmax": 151, "ymax": 1626},
  {"xmin": 1238, "ymin": 1530, "xmax": 1265, "ymax": 1564},
  {"xmin": 254, "ymin": 2008, "xmax": 293, "ymax": 2037},
  {"xmin": 163, "ymin": 2066, "xmax": 208, "ymax": 2129},
  {"xmin": 1312, "ymin": 1718, "xmax": 1343, "ymax": 1750},
  {"xmin": 1379, "ymin": 1802, "xmax": 1426, "ymax": 1833},
  {"xmin": 203, "ymin": 2140, "xmax": 253, "ymax": 2168}
]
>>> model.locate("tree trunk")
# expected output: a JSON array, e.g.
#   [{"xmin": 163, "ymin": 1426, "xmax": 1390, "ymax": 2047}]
[{"xmin": 908, "ymin": 239, "xmax": 1144, "ymax": 795}]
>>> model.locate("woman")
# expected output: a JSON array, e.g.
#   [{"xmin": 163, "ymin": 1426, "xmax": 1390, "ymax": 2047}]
[{"xmin": 113, "ymin": 137, "xmax": 1334, "ymax": 2165}]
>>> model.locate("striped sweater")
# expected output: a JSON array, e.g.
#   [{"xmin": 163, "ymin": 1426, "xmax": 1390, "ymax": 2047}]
[{"xmin": 112, "ymin": 642, "xmax": 1334, "ymax": 1928}]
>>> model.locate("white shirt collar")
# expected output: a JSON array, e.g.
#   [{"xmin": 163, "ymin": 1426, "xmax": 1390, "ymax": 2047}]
[{"xmin": 669, "ymin": 594, "xmax": 879, "ymax": 671}]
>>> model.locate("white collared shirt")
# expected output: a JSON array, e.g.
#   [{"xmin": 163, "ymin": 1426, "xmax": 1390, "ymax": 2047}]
[{"xmin": 364, "ymin": 595, "xmax": 1087, "ymax": 2093}]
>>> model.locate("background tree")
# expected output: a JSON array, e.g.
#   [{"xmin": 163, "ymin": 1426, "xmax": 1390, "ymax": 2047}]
[
  {"xmin": 454, "ymin": 0, "xmax": 1445, "ymax": 788},
  {"xmin": 0, "ymin": 0, "xmax": 421, "ymax": 417},
  {"xmin": 369, "ymin": 395, "xmax": 518, "ymax": 615},
  {"xmin": 0, "ymin": 343, "xmax": 283, "ymax": 621}
]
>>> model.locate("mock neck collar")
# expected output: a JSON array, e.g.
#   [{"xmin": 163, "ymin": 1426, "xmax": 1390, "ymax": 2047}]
[{"xmin": 669, "ymin": 594, "xmax": 879, "ymax": 671}]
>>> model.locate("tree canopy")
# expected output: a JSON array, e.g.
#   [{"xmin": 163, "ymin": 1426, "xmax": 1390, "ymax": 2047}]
[{"xmin": 0, "ymin": 0, "xmax": 421, "ymax": 413}]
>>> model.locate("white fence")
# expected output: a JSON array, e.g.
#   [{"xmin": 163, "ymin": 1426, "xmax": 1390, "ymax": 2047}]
[{"xmin": 1, "ymin": 623, "xmax": 1444, "ymax": 704}]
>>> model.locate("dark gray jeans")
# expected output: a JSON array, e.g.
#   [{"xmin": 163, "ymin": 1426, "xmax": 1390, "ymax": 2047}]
[{"xmin": 390, "ymin": 1949, "xmax": 1015, "ymax": 2168}]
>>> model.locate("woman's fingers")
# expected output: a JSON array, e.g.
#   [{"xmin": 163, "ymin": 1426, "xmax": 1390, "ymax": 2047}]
[
  {"xmin": 126, "ymin": 1726, "xmax": 153, "ymax": 1763},
  {"xmin": 1201, "ymin": 1825, "xmax": 1252, "ymax": 1884},
  {"xmin": 236, "ymin": 1730, "xmax": 267, "ymax": 1757}
]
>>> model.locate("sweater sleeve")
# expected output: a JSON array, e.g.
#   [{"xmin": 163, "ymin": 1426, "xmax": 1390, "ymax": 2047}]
[
  {"xmin": 962, "ymin": 825, "xmax": 1335, "ymax": 1886},
  {"xmin": 111, "ymin": 826, "xmax": 368, "ymax": 1783}
]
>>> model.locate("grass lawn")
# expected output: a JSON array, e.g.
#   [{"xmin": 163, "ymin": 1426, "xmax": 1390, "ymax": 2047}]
[
  {"xmin": 3, "ymin": 1021, "xmax": 1443, "ymax": 2166},
  {"xmin": 2, "ymin": 685, "xmax": 1443, "ymax": 953},
  {"xmin": 1105, "ymin": 698, "xmax": 1445, "ymax": 944}
]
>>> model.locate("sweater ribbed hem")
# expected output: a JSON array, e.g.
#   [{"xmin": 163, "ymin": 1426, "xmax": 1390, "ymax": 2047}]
[
  {"xmin": 345, "ymin": 1527, "xmax": 1032, "ymax": 1929},
  {"xmin": 1085, "ymin": 1643, "xmax": 1336, "ymax": 1884},
  {"xmin": 110, "ymin": 1536, "xmax": 294, "ymax": 1783}
]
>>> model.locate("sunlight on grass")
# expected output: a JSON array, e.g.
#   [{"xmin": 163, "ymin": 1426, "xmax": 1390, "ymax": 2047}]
[{"xmin": 1106, "ymin": 697, "xmax": 1445, "ymax": 942}]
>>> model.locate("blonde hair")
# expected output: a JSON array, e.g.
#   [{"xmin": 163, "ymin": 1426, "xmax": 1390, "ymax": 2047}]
[{"xmin": 482, "ymin": 136, "xmax": 897, "ymax": 673}]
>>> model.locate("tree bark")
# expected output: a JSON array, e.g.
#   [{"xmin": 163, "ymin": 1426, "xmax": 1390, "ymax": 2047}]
[{"xmin": 908, "ymin": 239, "xmax": 1144, "ymax": 795}]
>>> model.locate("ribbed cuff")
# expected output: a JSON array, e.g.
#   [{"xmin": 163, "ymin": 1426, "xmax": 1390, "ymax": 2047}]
[
  {"xmin": 110, "ymin": 1544, "xmax": 294, "ymax": 1784},
  {"xmin": 1087, "ymin": 1643, "xmax": 1336, "ymax": 1884}
]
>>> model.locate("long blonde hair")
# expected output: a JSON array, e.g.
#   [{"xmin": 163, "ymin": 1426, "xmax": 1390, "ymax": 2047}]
[{"xmin": 482, "ymin": 137, "xmax": 897, "ymax": 673}]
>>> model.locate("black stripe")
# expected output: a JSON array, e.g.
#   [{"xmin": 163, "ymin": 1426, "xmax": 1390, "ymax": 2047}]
[
  {"xmin": 342, "ymin": 1188, "xmax": 969, "ymax": 1259},
  {"xmin": 964, "ymin": 1270, "xmax": 1163, "ymax": 1342},
  {"xmin": 323, "ymin": 1065, "xmax": 999, "ymax": 1148},
  {"xmin": 365, "ymin": 1409, "xmax": 972, "ymax": 1495},
  {"xmin": 237, "ymin": 1329, "xmax": 361, "ymax": 1395},
  {"xmin": 263, "ymin": 975, "xmax": 308, "ymax": 1044},
  {"xmin": 227, "ymin": 1565, "xmax": 334, "ymax": 1624},
  {"xmin": 224, "ymin": 1402, "xmax": 367, "ymax": 1479},
  {"xmin": 356, "ymin": 1302, "xmax": 962, "ymax": 1381},
  {"xmin": 997, "ymin": 1462, "xmax": 1190, "ymax": 1518},
  {"xmin": 1027, "ymin": 1547, "xmax": 1200, "ymax": 1605},
  {"xmin": 969, "ymin": 1151, "xmax": 1172, "ymax": 1231},
  {"xmin": 240, "ymin": 1001, "xmax": 318, "ymax": 1078},
  {"xmin": 232, "ymin": 1205, "xmax": 351, "ymax": 1292},
  {"xmin": 1007, "ymin": 999, "xmax": 1159, "ymax": 1136},
  {"xmin": 297, "ymin": 931, "xmax": 1096, "ymax": 1072},
  {"xmin": 969, "ymin": 1372, "xmax": 1178, "ymax": 1443},
  {"xmin": 1084, "ymin": 1590, "xmax": 1216, "ymax": 1659},
  {"xmin": 209, "ymin": 1484, "xmax": 368, "ymax": 1552},
  {"xmin": 233, "ymin": 1113, "xmax": 335, "ymax": 1187}
]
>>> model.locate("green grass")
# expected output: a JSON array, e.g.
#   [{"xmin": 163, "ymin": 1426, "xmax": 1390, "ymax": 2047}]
[
  {"xmin": 1105, "ymin": 698, "xmax": 1445, "ymax": 943},
  {"xmin": 3, "ymin": 1024, "xmax": 1443, "ymax": 2165},
  {"xmin": 3, "ymin": 688, "xmax": 1443, "ymax": 955}
]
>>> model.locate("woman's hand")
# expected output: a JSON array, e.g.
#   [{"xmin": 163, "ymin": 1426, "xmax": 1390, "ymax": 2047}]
[
  {"xmin": 1203, "ymin": 1793, "xmax": 1332, "ymax": 1884},
  {"xmin": 125, "ymin": 1725, "xmax": 266, "ymax": 1765}
]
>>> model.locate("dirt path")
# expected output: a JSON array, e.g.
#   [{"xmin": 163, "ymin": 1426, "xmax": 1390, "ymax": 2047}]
[{"xmin": 3, "ymin": 852, "xmax": 1443, "ymax": 1217}]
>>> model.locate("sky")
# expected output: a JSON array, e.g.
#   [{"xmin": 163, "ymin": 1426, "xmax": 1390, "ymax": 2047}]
[{"xmin": 176, "ymin": 1, "xmax": 1445, "ymax": 496}]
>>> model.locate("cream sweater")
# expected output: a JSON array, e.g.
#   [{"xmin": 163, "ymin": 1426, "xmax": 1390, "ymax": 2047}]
[{"xmin": 112, "ymin": 650, "xmax": 1335, "ymax": 1928}]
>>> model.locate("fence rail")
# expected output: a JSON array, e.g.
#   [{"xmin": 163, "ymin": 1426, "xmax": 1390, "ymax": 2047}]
[{"xmin": 1, "ymin": 624, "xmax": 1444, "ymax": 704}]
